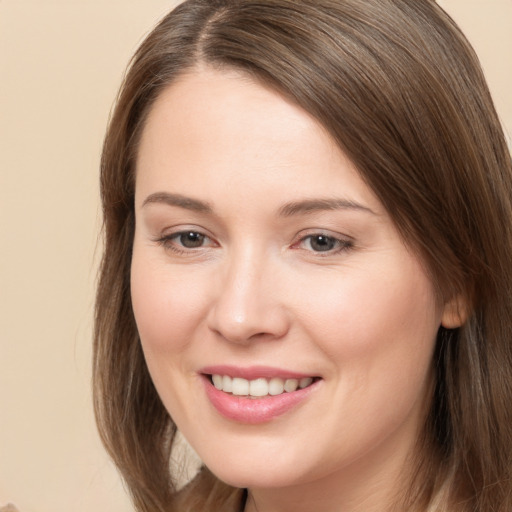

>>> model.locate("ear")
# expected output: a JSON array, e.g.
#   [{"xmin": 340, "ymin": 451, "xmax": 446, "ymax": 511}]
[{"xmin": 441, "ymin": 294, "xmax": 468, "ymax": 329}]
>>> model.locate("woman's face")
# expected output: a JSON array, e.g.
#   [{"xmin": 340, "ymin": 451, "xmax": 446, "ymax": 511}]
[{"xmin": 131, "ymin": 68, "xmax": 452, "ymax": 501}]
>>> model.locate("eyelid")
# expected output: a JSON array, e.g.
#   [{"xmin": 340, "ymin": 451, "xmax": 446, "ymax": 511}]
[
  {"xmin": 152, "ymin": 225, "xmax": 353, "ymax": 256},
  {"xmin": 291, "ymin": 229, "xmax": 354, "ymax": 254},
  {"xmin": 153, "ymin": 226, "xmax": 219, "ymax": 254}
]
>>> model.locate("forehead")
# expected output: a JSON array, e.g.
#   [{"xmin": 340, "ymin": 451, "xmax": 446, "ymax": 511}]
[
  {"xmin": 135, "ymin": 67, "xmax": 382, "ymax": 215},
  {"xmin": 137, "ymin": 67, "xmax": 332, "ymax": 164}
]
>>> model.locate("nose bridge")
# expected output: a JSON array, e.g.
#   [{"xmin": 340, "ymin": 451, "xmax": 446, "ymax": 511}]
[{"xmin": 207, "ymin": 242, "xmax": 288, "ymax": 343}]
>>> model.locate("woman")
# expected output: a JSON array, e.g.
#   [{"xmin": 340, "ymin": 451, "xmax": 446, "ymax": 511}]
[{"xmin": 93, "ymin": 1, "xmax": 512, "ymax": 511}]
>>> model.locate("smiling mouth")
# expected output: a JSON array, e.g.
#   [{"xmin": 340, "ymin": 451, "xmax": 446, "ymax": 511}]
[{"xmin": 208, "ymin": 374, "xmax": 320, "ymax": 398}]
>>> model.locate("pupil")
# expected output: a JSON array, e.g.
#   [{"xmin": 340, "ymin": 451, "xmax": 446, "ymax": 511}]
[
  {"xmin": 311, "ymin": 235, "xmax": 334, "ymax": 252},
  {"xmin": 181, "ymin": 232, "xmax": 204, "ymax": 248}
]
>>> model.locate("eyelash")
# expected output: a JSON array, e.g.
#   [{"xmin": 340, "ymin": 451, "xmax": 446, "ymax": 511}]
[
  {"xmin": 155, "ymin": 230, "xmax": 354, "ymax": 256},
  {"xmin": 294, "ymin": 233, "xmax": 354, "ymax": 255},
  {"xmin": 155, "ymin": 231, "xmax": 215, "ymax": 255}
]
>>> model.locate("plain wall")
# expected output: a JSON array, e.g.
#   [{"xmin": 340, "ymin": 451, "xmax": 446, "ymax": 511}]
[{"xmin": 1, "ymin": 1, "xmax": 510, "ymax": 511}]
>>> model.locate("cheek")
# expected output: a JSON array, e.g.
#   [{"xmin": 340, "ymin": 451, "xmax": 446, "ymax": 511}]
[
  {"xmin": 295, "ymin": 257, "xmax": 441, "ymax": 391},
  {"xmin": 292, "ymin": 262, "xmax": 441, "ymax": 463},
  {"xmin": 130, "ymin": 248, "xmax": 209, "ymax": 356}
]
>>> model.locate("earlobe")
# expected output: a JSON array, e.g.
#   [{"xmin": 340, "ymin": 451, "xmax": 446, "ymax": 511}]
[{"xmin": 441, "ymin": 294, "xmax": 468, "ymax": 329}]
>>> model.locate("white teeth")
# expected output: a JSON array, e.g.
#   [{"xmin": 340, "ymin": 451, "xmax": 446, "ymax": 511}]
[
  {"xmin": 268, "ymin": 377, "xmax": 285, "ymax": 395},
  {"xmin": 284, "ymin": 378, "xmax": 299, "ymax": 392},
  {"xmin": 212, "ymin": 374, "xmax": 223, "ymax": 390},
  {"xmin": 222, "ymin": 375, "xmax": 233, "ymax": 393},
  {"xmin": 211, "ymin": 375, "xmax": 315, "ymax": 397},
  {"xmin": 299, "ymin": 377, "xmax": 313, "ymax": 389},
  {"xmin": 249, "ymin": 378, "xmax": 269, "ymax": 397},
  {"xmin": 232, "ymin": 377, "xmax": 249, "ymax": 396}
]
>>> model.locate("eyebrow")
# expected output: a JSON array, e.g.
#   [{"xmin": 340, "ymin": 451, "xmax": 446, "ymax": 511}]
[
  {"xmin": 142, "ymin": 192, "xmax": 213, "ymax": 213},
  {"xmin": 141, "ymin": 192, "xmax": 376, "ymax": 217},
  {"xmin": 278, "ymin": 198, "xmax": 376, "ymax": 217}
]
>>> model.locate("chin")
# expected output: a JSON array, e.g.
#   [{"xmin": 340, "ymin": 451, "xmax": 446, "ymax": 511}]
[
  {"xmin": 194, "ymin": 440, "xmax": 315, "ymax": 490},
  {"xmin": 207, "ymin": 463, "xmax": 300, "ymax": 490}
]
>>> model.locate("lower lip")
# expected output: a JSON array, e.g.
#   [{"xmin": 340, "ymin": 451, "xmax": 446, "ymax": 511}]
[{"xmin": 203, "ymin": 376, "xmax": 319, "ymax": 424}]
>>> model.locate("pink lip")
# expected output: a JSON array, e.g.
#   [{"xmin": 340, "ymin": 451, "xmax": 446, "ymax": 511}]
[
  {"xmin": 200, "ymin": 365, "xmax": 314, "ymax": 380},
  {"xmin": 200, "ymin": 368, "xmax": 320, "ymax": 424}
]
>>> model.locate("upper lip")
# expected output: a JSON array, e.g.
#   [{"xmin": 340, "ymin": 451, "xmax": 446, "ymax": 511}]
[{"xmin": 200, "ymin": 365, "xmax": 318, "ymax": 380}]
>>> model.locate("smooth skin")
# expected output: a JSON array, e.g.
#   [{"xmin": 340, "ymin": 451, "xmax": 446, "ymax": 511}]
[{"xmin": 131, "ymin": 67, "xmax": 462, "ymax": 512}]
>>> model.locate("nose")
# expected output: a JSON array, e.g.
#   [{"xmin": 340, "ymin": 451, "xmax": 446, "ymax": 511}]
[{"xmin": 206, "ymin": 248, "xmax": 290, "ymax": 345}]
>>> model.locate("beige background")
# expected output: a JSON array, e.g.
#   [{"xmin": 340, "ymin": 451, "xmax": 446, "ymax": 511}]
[{"xmin": 1, "ymin": 2, "xmax": 510, "ymax": 511}]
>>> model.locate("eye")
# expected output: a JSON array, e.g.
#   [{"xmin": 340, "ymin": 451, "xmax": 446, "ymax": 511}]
[
  {"xmin": 295, "ymin": 233, "xmax": 353, "ymax": 254},
  {"xmin": 173, "ymin": 231, "xmax": 208, "ymax": 249},
  {"xmin": 155, "ymin": 229, "xmax": 215, "ymax": 254},
  {"xmin": 304, "ymin": 234, "xmax": 338, "ymax": 252}
]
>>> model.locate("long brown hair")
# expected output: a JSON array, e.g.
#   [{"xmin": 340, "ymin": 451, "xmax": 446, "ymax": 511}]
[{"xmin": 94, "ymin": 1, "xmax": 512, "ymax": 510}]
